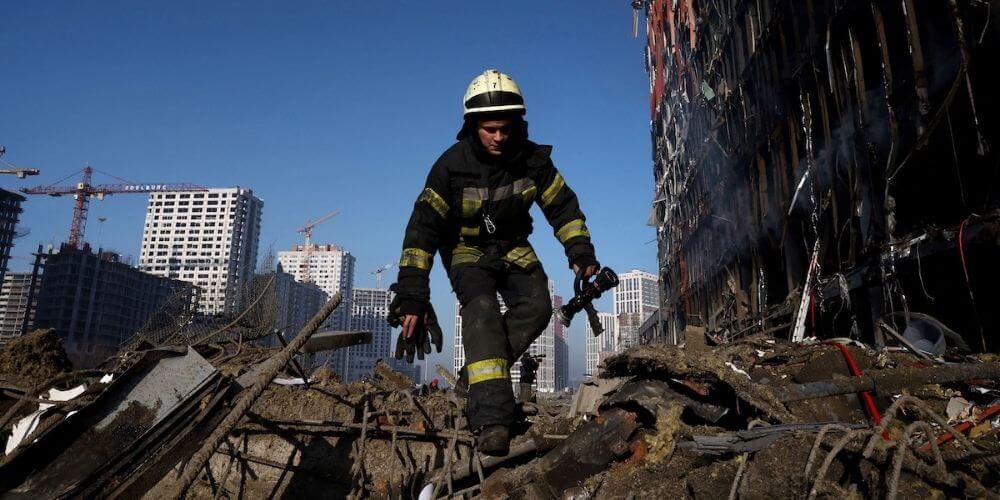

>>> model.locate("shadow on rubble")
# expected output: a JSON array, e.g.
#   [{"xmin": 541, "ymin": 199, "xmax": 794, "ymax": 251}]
[{"xmin": 276, "ymin": 434, "xmax": 355, "ymax": 499}]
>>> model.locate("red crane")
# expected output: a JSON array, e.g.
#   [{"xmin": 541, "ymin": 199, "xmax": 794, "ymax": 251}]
[{"xmin": 20, "ymin": 166, "xmax": 206, "ymax": 248}]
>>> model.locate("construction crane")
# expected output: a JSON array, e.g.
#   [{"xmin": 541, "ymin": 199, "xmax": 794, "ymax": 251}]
[
  {"xmin": 0, "ymin": 167, "xmax": 39, "ymax": 179},
  {"xmin": 296, "ymin": 209, "xmax": 340, "ymax": 283},
  {"xmin": 20, "ymin": 166, "xmax": 205, "ymax": 248},
  {"xmin": 0, "ymin": 150, "xmax": 40, "ymax": 178},
  {"xmin": 371, "ymin": 262, "xmax": 396, "ymax": 290}
]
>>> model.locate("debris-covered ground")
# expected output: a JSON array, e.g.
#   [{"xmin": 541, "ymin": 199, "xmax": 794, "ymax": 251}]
[
  {"xmin": 4, "ymin": 295, "xmax": 1000, "ymax": 499},
  {"xmin": 0, "ymin": 329, "xmax": 73, "ymax": 388}
]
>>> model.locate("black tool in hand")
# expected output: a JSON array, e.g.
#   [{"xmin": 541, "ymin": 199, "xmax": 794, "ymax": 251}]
[{"xmin": 554, "ymin": 267, "xmax": 619, "ymax": 335}]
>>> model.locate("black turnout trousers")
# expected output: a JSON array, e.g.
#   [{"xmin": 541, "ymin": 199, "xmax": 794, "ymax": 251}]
[{"xmin": 450, "ymin": 247, "xmax": 551, "ymax": 430}]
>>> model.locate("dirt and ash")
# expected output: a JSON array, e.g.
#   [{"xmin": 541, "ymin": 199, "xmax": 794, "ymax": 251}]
[{"xmin": 0, "ymin": 329, "xmax": 73, "ymax": 388}]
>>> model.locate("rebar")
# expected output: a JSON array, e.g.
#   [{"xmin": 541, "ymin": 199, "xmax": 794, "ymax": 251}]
[
  {"xmin": 804, "ymin": 423, "xmax": 854, "ymax": 478},
  {"xmin": 808, "ymin": 429, "xmax": 870, "ymax": 500},
  {"xmin": 169, "ymin": 292, "xmax": 342, "ymax": 498},
  {"xmin": 863, "ymin": 396, "xmax": 976, "ymax": 459},
  {"xmin": 887, "ymin": 421, "xmax": 946, "ymax": 500},
  {"xmin": 348, "ymin": 399, "xmax": 371, "ymax": 498}
]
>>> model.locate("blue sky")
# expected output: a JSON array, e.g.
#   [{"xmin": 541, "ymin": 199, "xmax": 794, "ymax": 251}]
[{"xmin": 0, "ymin": 1, "xmax": 655, "ymax": 381}]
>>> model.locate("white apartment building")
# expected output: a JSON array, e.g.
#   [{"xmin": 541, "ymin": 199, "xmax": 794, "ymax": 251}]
[
  {"xmin": 139, "ymin": 188, "xmax": 262, "ymax": 314},
  {"xmin": 585, "ymin": 312, "xmax": 618, "ymax": 377},
  {"xmin": 613, "ymin": 269, "xmax": 659, "ymax": 349},
  {"xmin": 454, "ymin": 280, "xmax": 559, "ymax": 394},
  {"xmin": 277, "ymin": 244, "xmax": 355, "ymax": 332}
]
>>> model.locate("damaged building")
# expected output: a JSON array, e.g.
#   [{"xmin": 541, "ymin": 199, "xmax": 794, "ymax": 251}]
[{"xmin": 643, "ymin": 0, "xmax": 1000, "ymax": 351}]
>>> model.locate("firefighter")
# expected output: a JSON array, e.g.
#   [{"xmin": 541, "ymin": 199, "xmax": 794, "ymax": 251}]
[
  {"xmin": 388, "ymin": 69, "xmax": 599, "ymax": 456},
  {"xmin": 518, "ymin": 352, "xmax": 540, "ymax": 404}
]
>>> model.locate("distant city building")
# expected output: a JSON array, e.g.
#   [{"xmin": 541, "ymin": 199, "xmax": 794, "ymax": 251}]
[
  {"xmin": 344, "ymin": 286, "xmax": 421, "ymax": 383},
  {"xmin": 581, "ymin": 270, "xmax": 658, "ymax": 376},
  {"xmin": 454, "ymin": 281, "xmax": 560, "ymax": 394},
  {"xmin": 34, "ymin": 245, "xmax": 192, "ymax": 368},
  {"xmin": 453, "ymin": 300, "xmax": 465, "ymax": 374},
  {"xmin": 0, "ymin": 272, "xmax": 39, "ymax": 344},
  {"xmin": 279, "ymin": 244, "xmax": 356, "ymax": 374},
  {"xmin": 272, "ymin": 263, "xmax": 327, "ymax": 340},
  {"xmin": 585, "ymin": 312, "xmax": 618, "ymax": 377},
  {"xmin": 613, "ymin": 269, "xmax": 659, "ymax": 349},
  {"xmin": 346, "ymin": 287, "xmax": 391, "ymax": 382},
  {"xmin": 139, "ymin": 188, "xmax": 263, "ymax": 314},
  {"xmin": 0, "ymin": 189, "xmax": 26, "ymax": 286},
  {"xmin": 277, "ymin": 244, "xmax": 355, "ymax": 332},
  {"xmin": 552, "ymin": 295, "xmax": 569, "ymax": 391}
]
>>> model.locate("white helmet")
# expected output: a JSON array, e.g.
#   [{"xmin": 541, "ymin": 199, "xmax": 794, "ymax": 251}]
[{"xmin": 462, "ymin": 69, "xmax": 526, "ymax": 117}]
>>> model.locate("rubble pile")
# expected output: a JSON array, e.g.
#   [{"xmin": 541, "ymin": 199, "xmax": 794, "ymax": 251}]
[
  {"xmin": 4, "ymin": 293, "xmax": 1000, "ymax": 498},
  {"xmin": 0, "ymin": 329, "xmax": 73, "ymax": 388},
  {"xmin": 470, "ymin": 332, "xmax": 1000, "ymax": 498},
  {"xmin": 150, "ymin": 367, "xmax": 460, "ymax": 499},
  {"xmin": 573, "ymin": 336, "xmax": 1000, "ymax": 499}
]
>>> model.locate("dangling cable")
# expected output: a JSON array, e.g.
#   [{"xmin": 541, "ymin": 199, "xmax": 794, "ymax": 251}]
[{"xmin": 957, "ymin": 217, "xmax": 986, "ymax": 352}]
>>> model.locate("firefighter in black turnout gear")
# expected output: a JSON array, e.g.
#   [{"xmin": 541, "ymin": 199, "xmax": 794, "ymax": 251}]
[
  {"xmin": 389, "ymin": 69, "xmax": 599, "ymax": 456},
  {"xmin": 518, "ymin": 352, "xmax": 541, "ymax": 404}
]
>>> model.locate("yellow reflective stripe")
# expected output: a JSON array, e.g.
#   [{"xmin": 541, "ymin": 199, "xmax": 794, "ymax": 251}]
[
  {"xmin": 467, "ymin": 358, "xmax": 509, "ymax": 384},
  {"xmin": 512, "ymin": 177, "xmax": 535, "ymax": 195},
  {"xmin": 451, "ymin": 244, "xmax": 484, "ymax": 267},
  {"xmin": 399, "ymin": 248, "xmax": 432, "ymax": 270},
  {"xmin": 460, "ymin": 226, "xmax": 480, "ymax": 237},
  {"xmin": 417, "ymin": 188, "xmax": 449, "ymax": 218},
  {"xmin": 555, "ymin": 219, "xmax": 590, "ymax": 243},
  {"xmin": 460, "ymin": 178, "xmax": 535, "ymax": 214},
  {"xmin": 452, "ymin": 253, "xmax": 481, "ymax": 266},
  {"xmin": 521, "ymin": 185, "xmax": 537, "ymax": 205},
  {"xmin": 503, "ymin": 246, "xmax": 538, "ymax": 268},
  {"xmin": 540, "ymin": 173, "xmax": 565, "ymax": 208},
  {"xmin": 461, "ymin": 199, "xmax": 482, "ymax": 218},
  {"xmin": 462, "ymin": 186, "xmax": 489, "ymax": 201}
]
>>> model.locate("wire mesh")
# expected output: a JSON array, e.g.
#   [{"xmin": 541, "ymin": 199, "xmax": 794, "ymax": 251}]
[{"xmin": 124, "ymin": 273, "xmax": 279, "ymax": 350}]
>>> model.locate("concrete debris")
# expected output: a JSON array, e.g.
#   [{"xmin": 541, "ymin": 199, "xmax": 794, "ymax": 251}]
[
  {"xmin": 1, "ymin": 290, "xmax": 1000, "ymax": 498},
  {"xmin": 567, "ymin": 376, "xmax": 629, "ymax": 418},
  {"xmin": 4, "ymin": 383, "xmax": 86, "ymax": 455}
]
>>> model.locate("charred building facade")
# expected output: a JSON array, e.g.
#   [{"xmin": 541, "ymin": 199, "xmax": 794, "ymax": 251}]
[{"xmin": 641, "ymin": 0, "xmax": 1000, "ymax": 349}]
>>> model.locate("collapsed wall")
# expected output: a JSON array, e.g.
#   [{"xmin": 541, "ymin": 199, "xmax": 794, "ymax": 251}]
[{"xmin": 642, "ymin": 0, "xmax": 1000, "ymax": 349}]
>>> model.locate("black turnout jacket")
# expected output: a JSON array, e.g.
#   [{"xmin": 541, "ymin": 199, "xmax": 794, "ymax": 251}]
[{"xmin": 394, "ymin": 134, "xmax": 596, "ymax": 314}]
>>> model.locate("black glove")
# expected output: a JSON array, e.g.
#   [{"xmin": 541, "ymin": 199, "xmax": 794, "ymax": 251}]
[
  {"xmin": 571, "ymin": 255, "xmax": 599, "ymax": 274},
  {"xmin": 388, "ymin": 282, "xmax": 429, "ymax": 318},
  {"xmin": 387, "ymin": 284, "xmax": 443, "ymax": 363}
]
